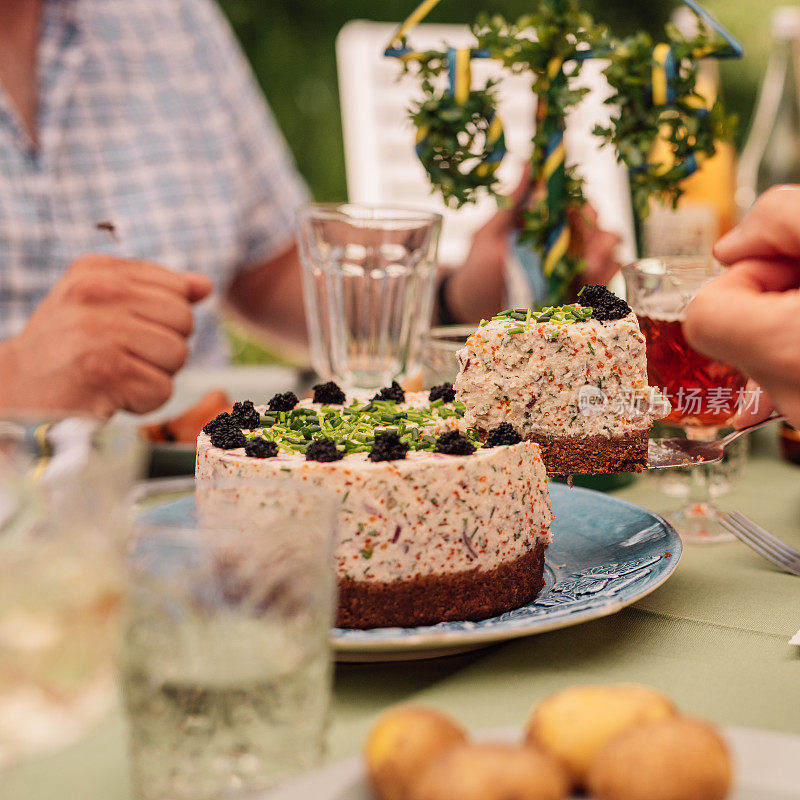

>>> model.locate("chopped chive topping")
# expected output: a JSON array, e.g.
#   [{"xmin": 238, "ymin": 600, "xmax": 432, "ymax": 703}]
[
  {"xmin": 492, "ymin": 302, "xmax": 594, "ymax": 332},
  {"xmin": 225, "ymin": 397, "xmax": 481, "ymax": 456}
]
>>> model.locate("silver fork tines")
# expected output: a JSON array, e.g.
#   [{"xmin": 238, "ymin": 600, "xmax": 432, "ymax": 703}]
[{"xmin": 721, "ymin": 512, "xmax": 800, "ymax": 576}]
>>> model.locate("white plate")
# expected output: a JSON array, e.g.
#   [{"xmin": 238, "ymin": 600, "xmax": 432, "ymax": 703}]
[{"xmin": 259, "ymin": 726, "xmax": 800, "ymax": 800}]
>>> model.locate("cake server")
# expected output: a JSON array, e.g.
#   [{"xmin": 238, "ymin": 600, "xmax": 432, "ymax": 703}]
[{"xmin": 647, "ymin": 415, "xmax": 785, "ymax": 469}]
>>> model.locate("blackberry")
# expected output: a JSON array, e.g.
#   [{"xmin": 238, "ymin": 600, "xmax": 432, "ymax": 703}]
[
  {"xmin": 305, "ymin": 438, "xmax": 345, "ymax": 462},
  {"xmin": 372, "ymin": 381, "xmax": 405, "ymax": 403},
  {"xmin": 580, "ymin": 284, "xmax": 631, "ymax": 322},
  {"xmin": 369, "ymin": 432, "xmax": 409, "ymax": 462},
  {"xmin": 209, "ymin": 426, "xmax": 246, "ymax": 450},
  {"xmin": 434, "ymin": 430, "xmax": 475, "ymax": 456},
  {"xmin": 202, "ymin": 412, "xmax": 233, "ymax": 435},
  {"xmin": 231, "ymin": 400, "xmax": 260, "ymax": 429},
  {"xmin": 244, "ymin": 438, "xmax": 278, "ymax": 459},
  {"xmin": 485, "ymin": 422, "xmax": 522, "ymax": 447},
  {"xmin": 312, "ymin": 381, "xmax": 346, "ymax": 405},
  {"xmin": 428, "ymin": 382, "xmax": 456, "ymax": 403},
  {"xmin": 267, "ymin": 391, "xmax": 299, "ymax": 412}
]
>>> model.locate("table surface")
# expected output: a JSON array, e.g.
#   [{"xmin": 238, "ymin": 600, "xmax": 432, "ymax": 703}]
[{"xmin": 9, "ymin": 429, "xmax": 800, "ymax": 800}]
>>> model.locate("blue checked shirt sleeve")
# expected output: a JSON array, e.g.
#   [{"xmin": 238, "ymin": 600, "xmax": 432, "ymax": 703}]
[{"xmin": 182, "ymin": 0, "xmax": 310, "ymax": 271}]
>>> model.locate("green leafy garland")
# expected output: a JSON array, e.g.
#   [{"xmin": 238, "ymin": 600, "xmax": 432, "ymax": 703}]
[
  {"xmin": 596, "ymin": 23, "xmax": 737, "ymax": 220},
  {"xmin": 402, "ymin": 4, "xmax": 736, "ymax": 298}
]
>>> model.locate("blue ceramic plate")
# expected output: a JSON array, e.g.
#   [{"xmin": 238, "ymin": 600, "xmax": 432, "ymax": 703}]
[{"xmin": 140, "ymin": 483, "xmax": 681, "ymax": 661}]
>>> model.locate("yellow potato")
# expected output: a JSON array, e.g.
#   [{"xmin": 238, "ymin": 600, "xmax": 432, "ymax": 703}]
[
  {"xmin": 525, "ymin": 684, "xmax": 677, "ymax": 785},
  {"xmin": 364, "ymin": 705, "xmax": 466, "ymax": 800},
  {"xmin": 586, "ymin": 716, "xmax": 732, "ymax": 800},
  {"xmin": 409, "ymin": 743, "xmax": 570, "ymax": 800}
]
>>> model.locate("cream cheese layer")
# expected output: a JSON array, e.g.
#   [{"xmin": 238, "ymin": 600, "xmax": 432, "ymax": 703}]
[
  {"xmin": 196, "ymin": 438, "xmax": 550, "ymax": 584},
  {"xmin": 454, "ymin": 312, "xmax": 668, "ymax": 439}
]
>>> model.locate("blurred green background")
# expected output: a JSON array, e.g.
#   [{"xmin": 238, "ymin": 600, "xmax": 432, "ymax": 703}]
[{"xmin": 217, "ymin": 0, "xmax": 777, "ymax": 202}]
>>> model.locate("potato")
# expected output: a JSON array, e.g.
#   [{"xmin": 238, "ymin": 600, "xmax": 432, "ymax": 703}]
[
  {"xmin": 525, "ymin": 684, "xmax": 677, "ymax": 785},
  {"xmin": 409, "ymin": 743, "xmax": 570, "ymax": 800},
  {"xmin": 586, "ymin": 716, "xmax": 732, "ymax": 800},
  {"xmin": 364, "ymin": 705, "xmax": 466, "ymax": 800}
]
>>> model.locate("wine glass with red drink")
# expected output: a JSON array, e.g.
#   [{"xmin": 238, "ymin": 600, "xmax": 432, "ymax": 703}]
[{"xmin": 623, "ymin": 257, "xmax": 749, "ymax": 542}]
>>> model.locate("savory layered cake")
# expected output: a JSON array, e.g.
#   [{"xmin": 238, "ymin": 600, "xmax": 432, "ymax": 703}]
[
  {"xmin": 195, "ymin": 382, "xmax": 552, "ymax": 629},
  {"xmin": 454, "ymin": 285, "xmax": 668, "ymax": 474}
]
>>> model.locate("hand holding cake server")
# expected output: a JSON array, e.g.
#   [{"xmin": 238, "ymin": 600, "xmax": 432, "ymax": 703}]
[{"xmin": 684, "ymin": 185, "xmax": 800, "ymax": 431}]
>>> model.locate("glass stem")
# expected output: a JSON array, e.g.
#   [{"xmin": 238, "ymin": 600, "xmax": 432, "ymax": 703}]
[{"xmin": 686, "ymin": 462, "xmax": 712, "ymax": 510}]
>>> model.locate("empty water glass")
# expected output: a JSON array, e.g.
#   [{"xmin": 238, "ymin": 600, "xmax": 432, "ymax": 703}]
[{"xmin": 296, "ymin": 204, "xmax": 442, "ymax": 391}]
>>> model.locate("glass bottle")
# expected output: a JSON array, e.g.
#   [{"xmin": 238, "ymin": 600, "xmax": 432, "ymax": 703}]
[
  {"xmin": 642, "ymin": 6, "xmax": 737, "ymax": 257},
  {"xmin": 736, "ymin": 8, "xmax": 800, "ymax": 463},
  {"xmin": 736, "ymin": 7, "xmax": 800, "ymax": 215}
]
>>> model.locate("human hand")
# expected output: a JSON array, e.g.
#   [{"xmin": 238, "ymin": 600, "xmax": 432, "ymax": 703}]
[
  {"xmin": 683, "ymin": 186, "xmax": 800, "ymax": 428},
  {"xmin": 444, "ymin": 170, "xmax": 620, "ymax": 322},
  {"xmin": 0, "ymin": 254, "xmax": 212, "ymax": 416}
]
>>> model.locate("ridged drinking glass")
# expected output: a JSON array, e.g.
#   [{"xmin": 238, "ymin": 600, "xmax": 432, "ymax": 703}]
[{"xmin": 296, "ymin": 204, "xmax": 442, "ymax": 391}]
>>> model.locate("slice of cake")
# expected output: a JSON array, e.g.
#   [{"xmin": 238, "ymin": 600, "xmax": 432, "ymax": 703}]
[
  {"xmin": 195, "ymin": 383, "xmax": 552, "ymax": 629},
  {"xmin": 453, "ymin": 285, "xmax": 668, "ymax": 475}
]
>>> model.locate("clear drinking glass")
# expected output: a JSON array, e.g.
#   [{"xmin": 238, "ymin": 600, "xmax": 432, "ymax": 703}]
[
  {"xmin": 122, "ymin": 479, "xmax": 338, "ymax": 800},
  {"xmin": 422, "ymin": 325, "xmax": 474, "ymax": 386},
  {"xmin": 0, "ymin": 415, "xmax": 142, "ymax": 773},
  {"xmin": 296, "ymin": 203, "xmax": 442, "ymax": 391},
  {"xmin": 623, "ymin": 257, "xmax": 749, "ymax": 542}
]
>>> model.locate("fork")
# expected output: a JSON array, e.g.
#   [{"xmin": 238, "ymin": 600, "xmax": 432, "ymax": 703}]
[{"xmin": 720, "ymin": 512, "xmax": 800, "ymax": 576}]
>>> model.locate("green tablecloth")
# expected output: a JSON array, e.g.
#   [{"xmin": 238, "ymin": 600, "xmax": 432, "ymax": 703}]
[{"xmin": 10, "ymin": 432, "xmax": 800, "ymax": 799}]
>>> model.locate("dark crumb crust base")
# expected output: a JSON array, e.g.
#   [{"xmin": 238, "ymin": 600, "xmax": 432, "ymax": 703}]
[
  {"xmin": 528, "ymin": 430, "xmax": 649, "ymax": 475},
  {"xmin": 337, "ymin": 541, "xmax": 545, "ymax": 629}
]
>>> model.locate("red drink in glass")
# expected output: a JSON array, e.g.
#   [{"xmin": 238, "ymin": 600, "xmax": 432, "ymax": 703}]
[{"xmin": 639, "ymin": 314, "xmax": 748, "ymax": 429}]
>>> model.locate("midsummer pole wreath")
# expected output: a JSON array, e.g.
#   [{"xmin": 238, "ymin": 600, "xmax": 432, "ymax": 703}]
[{"xmin": 385, "ymin": 0, "xmax": 742, "ymax": 306}]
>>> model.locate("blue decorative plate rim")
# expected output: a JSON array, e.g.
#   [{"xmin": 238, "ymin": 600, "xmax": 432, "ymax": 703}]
[{"xmin": 139, "ymin": 482, "xmax": 681, "ymax": 653}]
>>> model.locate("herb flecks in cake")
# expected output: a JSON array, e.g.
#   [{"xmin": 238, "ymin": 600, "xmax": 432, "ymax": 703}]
[
  {"xmin": 455, "ymin": 299, "xmax": 661, "ymax": 442},
  {"xmin": 435, "ymin": 430, "xmax": 476, "ymax": 455},
  {"xmin": 305, "ymin": 438, "xmax": 345, "ymax": 462},
  {"xmin": 485, "ymin": 422, "xmax": 522, "ymax": 447},
  {"xmin": 578, "ymin": 284, "xmax": 631, "ymax": 322},
  {"xmin": 312, "ymin": 381, "xmax": 346, "ymax": 405},
  {"xmin": 231, "ymin": 400, "xmax": 260, "ymax": 430},
  {"xmin": 267, "ymin": 391, "xmax": 299, "ymax": 412},
  {"xmin": 429, "ymin": 382, "xmax": 456, "ymax": 403},
  {"xmin": 372, "ymin": 381, "xmax": 405, "ymax": 403},
  {"xmin": 369, "ymin": 431, "xmax": 409, "ymax": 462},
  {"xmin": 244, "ymin": 438, "xmax": 278, "ymax": 459}
]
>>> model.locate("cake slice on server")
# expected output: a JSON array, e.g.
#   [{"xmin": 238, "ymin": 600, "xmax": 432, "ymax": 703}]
[{"xmin": 454, "ymin": 285, "xmax": 669, "ymax": 474}]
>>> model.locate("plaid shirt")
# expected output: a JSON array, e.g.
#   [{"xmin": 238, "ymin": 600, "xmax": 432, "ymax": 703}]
[{"xmin": 0, "ymin": 0, "xmax": 308, "ymax": 363}]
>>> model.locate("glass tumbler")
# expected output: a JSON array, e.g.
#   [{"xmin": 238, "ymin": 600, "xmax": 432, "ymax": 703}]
[
  {"xmin": 623, "ymin": 256, "xmax": 749, "ymax": 542},
  {"xmin": 0, "ymin": 415, "xmax": 142, "ymax": 773},
  {"xmin": 122, "ymin": 479, "xmax": 338, "ymax": 800},
  {"xmin": 296, "ymin": 204, "xmax": 442, "ymax": 391}
]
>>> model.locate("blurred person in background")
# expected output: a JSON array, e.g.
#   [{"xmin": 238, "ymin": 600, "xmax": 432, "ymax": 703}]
[
  {"xmin": 0, "ymin": 0, "xmax": 618, "ymax": 417},
  {"xmin": 684, "ymin": 185, "xmax": 800, "ymax": 429}
]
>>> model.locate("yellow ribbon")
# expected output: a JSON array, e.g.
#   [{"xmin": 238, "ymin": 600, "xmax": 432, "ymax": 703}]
[
  {"xmin": 387, "ymin": 0, "xmax": 444, "ymax": 50},
  {"xmin": 543, "ymin": 227, "xmax": 571, "ymax": 277},
  {"xmin": 651, "ymin": 43, "xmax": 672, "ymax": 107},
  {"xmin": 542, "ymin": 140, "xmax": 566, "ymax": 183},
  {"xmin": 453, "ymin": 48, "xmax": 472, "ymax": 104}
]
